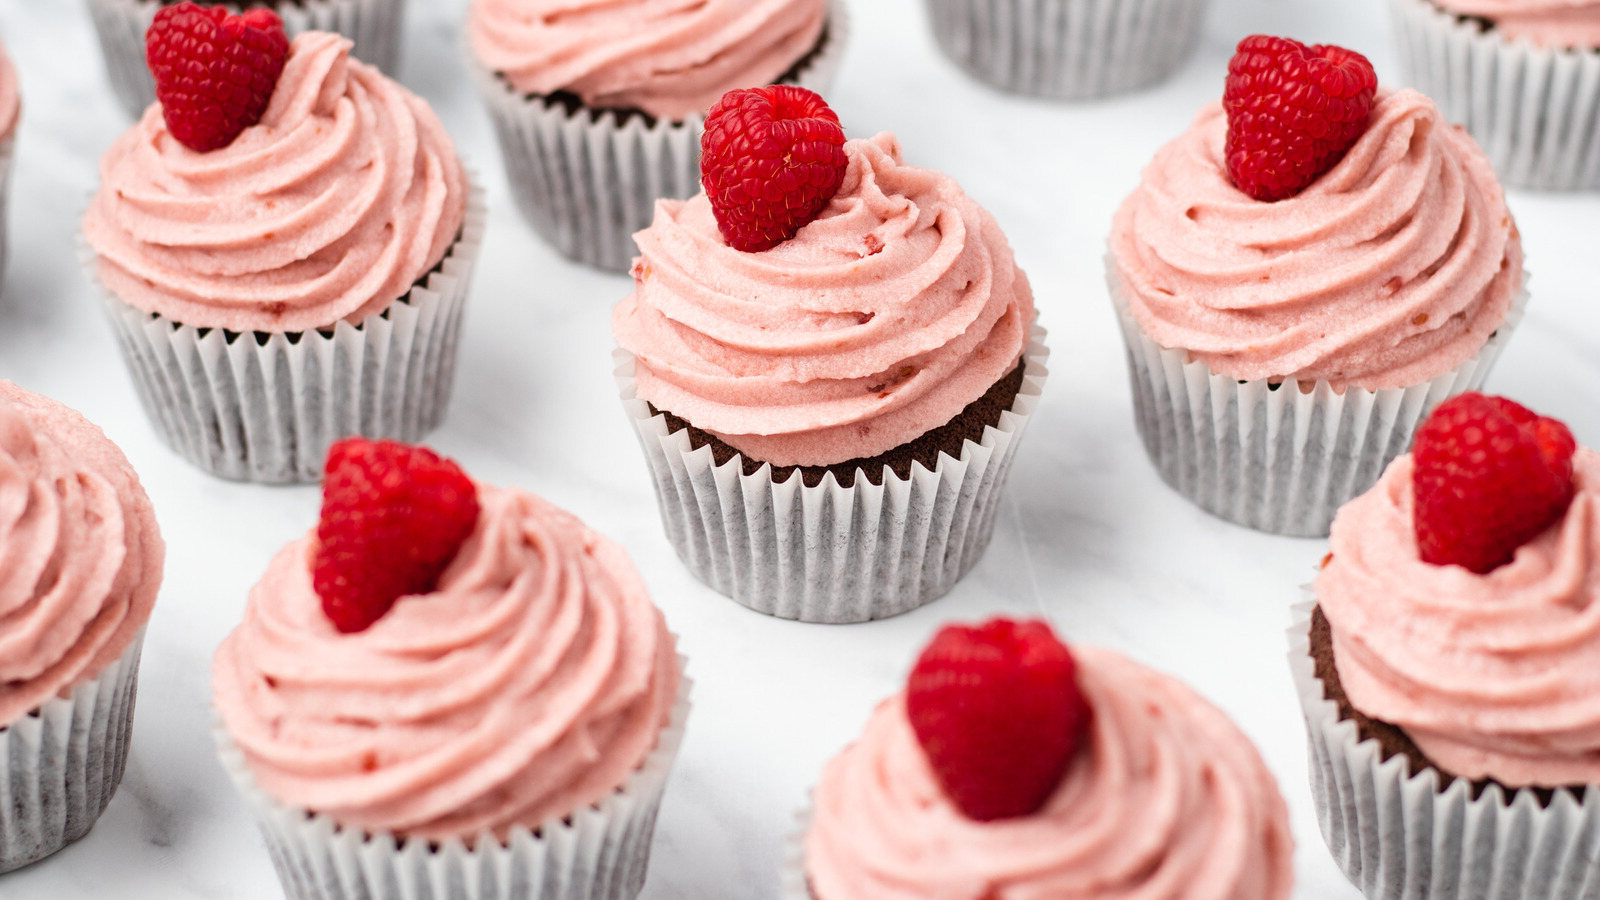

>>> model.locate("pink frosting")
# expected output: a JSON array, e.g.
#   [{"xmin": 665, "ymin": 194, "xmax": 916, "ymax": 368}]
[
  {"xmin": 1318, "ymin": 449, "xmax": 1600, "ymax": 788},
  {"xmin": 83, "ymin": 32, "xmax": 468, "ymax": 333},
  {"xmin": 0, "ymin": 40, "xmax": 18, "ymax": 143},
  {"xmin": 0, "ymin": 382, "xmax": 163, "ymax": 726},
  {"xmin": 804, "ymin": 646, "xmax": 1294, "ymax": 899},
  {"xmin": 1433, "ymin": 0, "xmax": 1600, "ymax": 48},
  {"xmin": 613, "ymin": 133, "xmax": 1036, "ymax": 468},
  {"xmin": 467, "ymin": 0, "xmax": 827, "ymax": 121},
  {"xmin": 211, "ymin": 486, "xmax": 682, "ymax": 842},
  {"xmin": 1110, "ymin": 89, "xmax": 1522, "ymax": 391}
]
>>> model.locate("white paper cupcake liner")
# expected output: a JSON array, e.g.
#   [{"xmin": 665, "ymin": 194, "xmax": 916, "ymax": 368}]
[
  {"xmin": 0, "ymin": 634, "xmax": 144, "ymax": 874},
  {"xmin": 1391, "ymin": 0, "xmax": 1600, "ymax": 191},
  {"xmin": 1290, "ymin": 601, "xmax": 1600, "ymax": 898},
  {"xmin": 215, "ymin": 662, "xmax": 691, "ymax": 900},
  {"xmin": 85, "ymin": 0, "xmax": 409, "ymax": 120},
  {"xmin": 616, "ymin": 326, "xmax": 1048, "ymax": 624},
  {"xmin": 779, "ymin": 810, "xmax": 813, "ymax": 899},
  {"xmin": 88, "ymin": 181, "xmax": 485, "ymax": 484},
  {"xmin": 1109, "ymin": 265, "xmax": 1528, "ymax": 537},
  {"xmin": 466, "ymin": 0, "xmax": 848, "ymax": 273},
  {"xmin": 923, "ymin": 0, "xmax": 1211, "ymax": 100}
]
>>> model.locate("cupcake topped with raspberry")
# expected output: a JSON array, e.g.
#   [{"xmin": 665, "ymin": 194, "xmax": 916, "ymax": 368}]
[
  {"xmin": 84, "ymin": 5, "xmax": 469, "ymax": 333},
  {"xmin": 213, "ymin": 438, "xmax": 684, "ymax": 843},
  {"xmin": 801, "ymin": 618, "xmax": 1294, "ymax": 898},
  {"xmin": 1111, "ymin": 34, "xmax": 1521, "ymax": 390},
  {"xmin": 615, "ymin": 86, "xmax": 1035, "ymax": 481},
  {"xmin": 1314, "ymin": 393, "xmax": 1600, "ymax": 790}
]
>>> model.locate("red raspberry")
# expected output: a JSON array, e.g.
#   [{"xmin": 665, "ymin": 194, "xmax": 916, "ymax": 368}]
[
  {"xmin": 1413, "ymin": 393, "xmax": 1577, "ymax": 575},
  {"xmin": 1223, "ymin": 35, "xmax": 1377, "ymax": 202},
  {"xmin": 146, "ymin": 2, "xmax": 290, "ymax": 153},
  {"xmin": 905, "ymin": 618, "xmax": 1091, "ymax": 821},
  {"xmin": 700, "ymin": 86, "xmax": 847, "ymax": 253},
  {"xmin": 312, "ymin": 438, "xmax": 481, "ymax": 634}
]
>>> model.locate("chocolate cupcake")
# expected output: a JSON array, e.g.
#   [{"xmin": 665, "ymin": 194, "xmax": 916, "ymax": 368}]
[
  {"xmin": 614, "ymin": 90, "xmax": 1046, "ymax": 624},
  {"xmin": 82, "ymin": 23, "xmax": 482, "ymax": 483},
  {"xmin": 1292, "ymin": 393, "xmax": 1600, "ymax": 898}
]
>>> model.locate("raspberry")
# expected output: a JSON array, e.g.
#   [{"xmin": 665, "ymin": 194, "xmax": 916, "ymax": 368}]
[
  {"xmin": 1223, "ymin": 35, "xmax": 1377, "ymax": 202},
  {"xmin": 905, "ymin": 618, "xmax": 1091, "ymax": 821},
  {"xmin": 700, "ymin": 86, "xmax": 847, "ymax": 252},
  {"xmin": 312, "ymin": 438, "xmax": 481, "ymax": 634},
  {"xmin": 1413, "ymin": 393, "xmax": 1577, "ymax": 575},
  {"xmin": 146, "ymin": 2, "xmax": 290, "ymax": 153}
]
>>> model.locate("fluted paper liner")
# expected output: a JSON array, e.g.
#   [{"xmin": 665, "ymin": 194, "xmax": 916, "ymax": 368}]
[
  {"xmin": 1391, "ymin": 0, "xmax": 1600, "ymax": 191},
  {"xmin": 466, "ymin": 0, "xmax": 848, "ymax": 273},
  {"xmin": 88, "ymin": 182, "xmax": 485, "ymax": 484},
  {"xmin": 215, "ymin": 663, "xmax": 691, "ymax": 900},
  {"xmin": 617, "ymin": 326, "xmax": 1048, "ymax": 624},
  {"xmin": 86, "ymin": 0, "xmax": 408, "ymax": 119},
  {"xmin": 923, "ymin": 0, "xmax": 1211, "ymax": 100},
  {"xmin": 1290, "ymin": 601, "xmax": 1600, "ymax": 898},
  {"xmin": 0, "ymin": 635, "xmax": 144, "ymax": 874},
  {"xmin": 1110, "ymin": 263, "xmax": 1528, "ymax": 537}
]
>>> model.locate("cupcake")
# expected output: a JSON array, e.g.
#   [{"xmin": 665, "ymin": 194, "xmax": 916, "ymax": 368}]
[
  {"xmin": 465, "ymin": 0, "xmax": 847, "ymax": 271},
  {"xmin": 613, "ymin": 88, "xmax": 1045, "ymax": 624},
  {"xmin": 790, "ymin": 617, "xmax": 1294, "ymax": 897},
  {"xmin": 923, "ymin": 0, "xmax": 1212, "ymax": 99},
  {"xmin": 1108, "ymin": 35, "xmax": 1526, "ymax": 536},
  {"xmin": 1293, "ymin": 392, "xmax": 1600, "ymax": 897},
  {"xmin": 1392, "ymin": 0, "xmax": 1600, "ymax": 190},
  {"xmin": 0, "ymin": 381, "xmax": 163, "ymax": 873},
  {"xmin": 83, "ymin": 10, "xmax": 482, "ymax": 484},
  {"xmin": 0, "ymin": 38, "xmax": 18, "ymax": 282},
  {"xmin": 85, "ymin": 0, "xmax": 408, "ymax": 119},
  {"xmin": 212, "ymin": 438, "xmax": 689, "ymax": 900}
]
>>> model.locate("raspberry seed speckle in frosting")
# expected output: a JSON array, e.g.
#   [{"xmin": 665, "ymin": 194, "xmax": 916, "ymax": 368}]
[
  {"xmin": 701, "ymin": 86, "xmax": 847, "ymax": 252},
  {"xmin": 906, "ymin": 618, "xmax": 1091, "ymax": 821},
  {"xmin": 1413, "ymin": 393, "xmax": 1577, "ymax": 574},
  {"xmin": 312, "ymin": 439, "xmax": 481, "ymax": 633},
  {"xmin": 1224, "ymin": 35, "xmax": 1378, "ymax": 202},
  {"xmin": 146, "ymin": 3, "xmax": 291, "ymax": 153}
]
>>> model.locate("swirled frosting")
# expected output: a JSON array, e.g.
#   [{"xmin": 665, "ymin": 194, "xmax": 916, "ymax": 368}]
[
  {"xmin": 0, "ymin": 382, "xmax": 163, "ymax": 726},
  {"xmin": 804, "ymin": 646, "xmax": 1294, "ymax": 899},
  {"xmin": 467, "ymin": 0, "xmax": 827, "ymax": 121},
  {"xmin": 0, "ymin": 40, "xmax": 18, "ymax": 143},
  {"xmin": 212, "ymin": 486, "xmax": 682, "ymax": 841},
  {"xmin": 1317, "ymin": 449, "xmax": 1600, "ymax": 787},
  {"xmin": 1434, "ymin": 0, "xmax": 1600, "ymax": 48},
  {"xmin": 613, "ymin": 132, "xmax": 1036, "ymax": 468},
  {"xmin": 1110, "ymin": 88, "xmax": 1522, "ymax": 391},
  {"xmin": 83, "ymin": 32, "xmax": 468, "ymax": 333}
]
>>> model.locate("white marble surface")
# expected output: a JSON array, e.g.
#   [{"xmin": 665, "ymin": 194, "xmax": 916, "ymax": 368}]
[{"xmin": 0, "ymin": 0, "xmax": 1595, "ymax": 897}]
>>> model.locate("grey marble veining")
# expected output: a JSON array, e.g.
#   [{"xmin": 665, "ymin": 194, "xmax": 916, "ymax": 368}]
[{"xmin": 0, "ymin": 0, "xmax": 1594, "ymax": 897}]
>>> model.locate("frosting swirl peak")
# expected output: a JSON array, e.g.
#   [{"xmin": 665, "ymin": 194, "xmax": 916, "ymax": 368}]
[
  {"xmin": 0, "ymin": 382, "xmax": 163, "ymax": 725},
  {"xmin": 467, "ymin": 0, "xmax": 827, "ymax": 121},
  {"xmin": 613, "ymin": 132, "xmax": 1035, "ymax": 467},
  {"xmin": 804, "ymin": 646, "xmax": 1294, "ymax": 899},
  {"xmin": 1111, "ymin": 89, "xmax": 1521, "ymax": 390},
  {"xmin": 84, "ymin": 32, "xmax": 469, "ymax": 333},
  {"xmin": 212, "ymin": 486, "xmax": 682, "ymax": 841},
  {"xmin": 1318, "ymin": 449, "xmax": 1600, "ymax": 787}
]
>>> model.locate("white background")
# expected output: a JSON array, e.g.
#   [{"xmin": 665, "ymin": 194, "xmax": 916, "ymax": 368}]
[{"xmin": 0, "ymin": 0, "xmax": 1595, "ymax": 897}]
